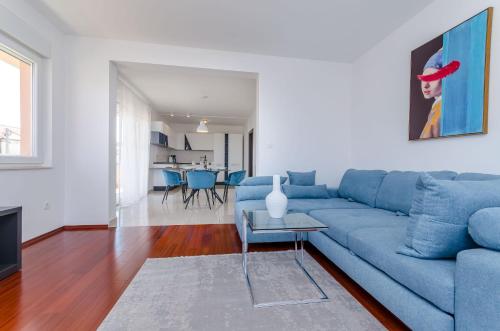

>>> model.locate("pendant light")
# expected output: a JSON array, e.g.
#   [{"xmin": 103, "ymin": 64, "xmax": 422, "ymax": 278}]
[{"xmin": 196, "ymin": 120, "xmax": 209, "ymax": 133}]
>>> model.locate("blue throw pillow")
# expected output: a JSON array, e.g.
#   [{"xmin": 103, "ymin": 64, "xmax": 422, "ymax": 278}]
[
  {"xmin": 282, "ymin": 185, "xmax": 329, "ymax": 199},
  {"xmin": 398, "ymin": 174, "xmax": 500, "ymax": 259},
  {"xmin": 375, "ymin": 170, "xmax": 457, "ymax": 215},
  {"xmin": 338, "ymin": 169, "xmax": 387, "ymax": 207},
  {"xmin": 287, "ymin": 170, "xmax": 316, "ymax": 186},
  {"xmin": 469, "ymin": 208, "xmax": 500, "ymax": 251},
  {"xmin": 240, "ymin": 176, "xmax": 287, "ymax": 186}
]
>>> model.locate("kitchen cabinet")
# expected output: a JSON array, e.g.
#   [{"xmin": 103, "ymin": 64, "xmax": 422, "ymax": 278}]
[
  {"xmin": 185, "ymin": 133, "xmax": 214, "ymax": 151},
  {"xmin": 212, "ymin": 133, "xmax": 226, "ymax": 182},
  {"xmin": 151, "ymin": 121, "xmax": 172, "ymax": 136},
  {"xmin": 169, "ymin": 132, "xmax": 184, "ymax": 150},
  {"xmin": 228, "ymin": 134, "xmax": 243, "ymax": 171},
  {"xmin": 151, "ymin": 131, "xmax": 168, "ymax": 147},
  {"xmin": 212, "ymin": 133, "xmax": 243, "ymax": 181}
]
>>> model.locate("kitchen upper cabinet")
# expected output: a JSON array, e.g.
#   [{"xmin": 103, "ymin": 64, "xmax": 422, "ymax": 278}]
[
  {"xmin": 151, "ymin": 121, "xmax": 172, "ymax": 136},
  {"xmin": 212, "ymin": 133, "xmax": 226, "ymax": 181},
  {"xmin": 185, "ymin": 133, "xmax": 214, "ymax": 151},
  {"xmin": 228, "ymin": 134, "xmax": 243, "ymax": 171},
  {"xmin": 170, "ymin": 132, "xmax": 184, "ymax": 150}
]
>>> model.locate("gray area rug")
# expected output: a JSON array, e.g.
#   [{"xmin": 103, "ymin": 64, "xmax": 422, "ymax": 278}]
[{"xmin": 99, "ymin": 251, "xmax": 384, "ymax": 331}]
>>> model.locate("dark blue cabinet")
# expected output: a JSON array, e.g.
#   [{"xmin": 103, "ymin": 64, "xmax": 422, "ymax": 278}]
[{"xmin": 151, "ymin": 131, "xmax": 168, "ymax": 148}]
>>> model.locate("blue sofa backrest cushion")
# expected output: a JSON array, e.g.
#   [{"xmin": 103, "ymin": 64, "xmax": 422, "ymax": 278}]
[
  {"xmin": 468, "ymin": 208, "xmax": 500, "ymax": 251},
  {"xmin": 286, "ymin": 170, "xmax": 316, "ymax": 186},
  {"xmin": 236, "ymin": 185, "xmax": 273, "ymax": 201},
  {"xmin": 455, "ymin": 172, "xmax": 500, "ymax": 181},
  {"xmin": 338, "ymin": 169, "xmax": 387, "ymax": 207},
  {"xmin": 282, "ymin": 184, "xmax": 329, "ymax": 199},
  {"xmin": 376, "ymin": 170, "xmax": 457, "ymax": 214},
  {"xmin": 398, "ymin": 173, "xmax": 500, "ymax": 259},
  {"xmin": 240, "ymin": 176, "xmax": 287, "ymax": 186}
]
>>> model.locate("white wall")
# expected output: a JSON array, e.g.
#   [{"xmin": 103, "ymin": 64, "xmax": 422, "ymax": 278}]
[
  {"xmin": 351, "ymin": 0, "xmax": 500, "ymax": 174},
  {"xmin": 63, "ymin": 37, "xmax": 352, "ymax": 224},
  {"xmin": 0, "ymin": 0, "xmax": 66, "ymax": 241}
]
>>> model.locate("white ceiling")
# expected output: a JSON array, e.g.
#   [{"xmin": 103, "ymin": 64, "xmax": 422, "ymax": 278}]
[
  {"xmin": 29, "ymin": 0, "xmax": 434, "ymax": 62},
  {"xmin": 116, "ymin": 62, "xmax": 257, "ymax": 125}
]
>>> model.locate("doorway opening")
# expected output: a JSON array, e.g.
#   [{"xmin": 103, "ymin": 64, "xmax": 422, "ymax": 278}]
[{"xmin": 110, "ymin": 62, "xmax": 258, "ymax": 227}]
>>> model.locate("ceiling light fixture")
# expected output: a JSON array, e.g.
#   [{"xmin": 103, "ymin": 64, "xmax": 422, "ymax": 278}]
[
  {"xmin": 196, "ymin": 120, "xmax": 209, "ymax": 133},
  {"xmin": 186, "ymin": 114, "xmax": 191, "ymax": 118},
  {"xmin": 170, "ymin": 113, "xmax": 174, "ymax": 117}
]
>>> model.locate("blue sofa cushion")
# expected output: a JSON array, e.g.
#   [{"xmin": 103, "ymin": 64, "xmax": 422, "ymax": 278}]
[
  {"xmin": 287, "ymin": 170, "xmax": 316, "ymax": 186},
  {"xmin": 240, "ymin": 176, "xmax": 287, "ymax": 186},
  {"xmin": 399, "ymin": 174, "xmax": 500, "ymax": 259},
  {"xmin": 327, "ymin": 187, "xmax": 339, "ymax": 198},
  {"xmin": 309, "ymin": 208, "xmax": 407, "ymax": 247},
  {"xmin": 455, "ymin": 172, "xmax": 500, "ymax": 181},
  {"xmin": 282, "ymin": 185, "xmax": 329, "ymax": 199},
  {"xmin": 469, "ymin": 208, "xmax": 500, "ymax": 251},
  {"xmin": 348, "ymin": 226, "xmax": 456, "ymax": 315},
  {"xmin": 375, "ymin": 171, "xmax": 457, "ymax": 214},
  {"xmin": 287, "ymin": 198, "xmax": 369, "ymax": 213},
  {"xmin": 455, "ymin": 248, "xmax": 500, "ymax": 331},
  {"xmin": 338, "ymin": 169, "xmax": 387, "ymax": 207},
  {"xmin": 236, "ymin": 185, "xmax": 273, "ymax": 201}
]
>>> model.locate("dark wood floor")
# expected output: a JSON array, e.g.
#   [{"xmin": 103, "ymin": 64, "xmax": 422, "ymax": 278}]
[{"xmin": 0, "ymin": 225, "xmax": 408, "ymax": 330}]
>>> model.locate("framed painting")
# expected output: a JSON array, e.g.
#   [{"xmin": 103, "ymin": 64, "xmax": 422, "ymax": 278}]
[{"xmin": 409, "ymin": 8, "xmax": 493, "ymax": 140}]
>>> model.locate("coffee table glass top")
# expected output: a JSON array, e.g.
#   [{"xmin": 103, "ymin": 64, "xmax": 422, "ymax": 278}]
[{"xmin": 243, "ymin": 210, "xmax": 327, "ymax": 232}]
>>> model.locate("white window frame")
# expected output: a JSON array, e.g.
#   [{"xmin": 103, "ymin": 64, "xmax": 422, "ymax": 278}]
[{"xmin": 0, "ymin": 32, "xmax": 44, "ymax": 165}]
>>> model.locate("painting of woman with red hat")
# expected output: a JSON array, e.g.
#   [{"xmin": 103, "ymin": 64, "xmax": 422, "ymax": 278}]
[{"xmin": 409, "ymin": 8, "xmax": 492, "ymax": 140}]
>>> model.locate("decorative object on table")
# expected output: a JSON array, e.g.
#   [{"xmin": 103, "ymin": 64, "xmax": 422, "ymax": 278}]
[
  {"xmin": 161, "ymin": 170, "xmax": 186, "ymax": 204},
  {"xmin": 0, "ymin": 207, "xmax": 22, "ymax": 280},
  {"xmin": 223, "ymin": 170, "xmax": 246, "ymax": 202},
  {"xmin": 265, "ymin": 175, "xmax": 288, "ymax": 218},
  {"xmin": 286, "ymin": 170, "xmax": 316, "ymax": 186},
  {"xmin": 409, "ymin": 8, "xmax": 492, "ymax": 140}
]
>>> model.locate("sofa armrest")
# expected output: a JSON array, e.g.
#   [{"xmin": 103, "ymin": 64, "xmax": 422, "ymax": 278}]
[
  {"xmin": 327, "ymin": 187, "xmax": 339, "ymax": 198},
  {"xmin": 455, "ymin": 248, "xmax": 500, "ymax": 331}
]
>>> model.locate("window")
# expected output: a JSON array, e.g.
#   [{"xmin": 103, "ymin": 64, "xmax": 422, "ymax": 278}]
[
  {"xmin": 0, "ymin": 31, "xmax": 45, "ymax": 166},
  {"xmin": 0, "ymin": 46, "xmax": 33, "ymax": 157}
]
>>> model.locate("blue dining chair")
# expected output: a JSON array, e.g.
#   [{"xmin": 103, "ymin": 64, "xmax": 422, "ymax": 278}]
[
  {"xmin": 208, "ymin": 170, "xmax": 224, "ymax": 204},
  {"xmin": 161, "ymin": 170, "xmax": 186, "ymax": 204},
  {"xmin": 185, "ymin": 171, "xmax": 217, "ymax": 209},
  {"xmin": 223, "ymin": 170, "xmax": 246, "ymax": 202}
]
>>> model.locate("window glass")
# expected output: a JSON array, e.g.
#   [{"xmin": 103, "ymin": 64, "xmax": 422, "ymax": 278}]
[{"xmin": 0, "ymin": 47, "xmax": 33, "ymax": 157}]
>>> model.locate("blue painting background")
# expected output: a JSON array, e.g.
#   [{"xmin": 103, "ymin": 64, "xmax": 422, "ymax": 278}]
[{"xmin": 441, "ymin": 10, "xmax": 488, "ymax": 136}]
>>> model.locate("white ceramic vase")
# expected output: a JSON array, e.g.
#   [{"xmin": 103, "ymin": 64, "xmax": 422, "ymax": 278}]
[{"xmin": 265, "ymin": 175, "xmax": 288, "ymax": 218}]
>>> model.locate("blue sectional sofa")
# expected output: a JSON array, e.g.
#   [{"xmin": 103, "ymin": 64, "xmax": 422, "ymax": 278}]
[{"xmin": 234, "ymin": 170, "xmax": 500, "ymax": 331}]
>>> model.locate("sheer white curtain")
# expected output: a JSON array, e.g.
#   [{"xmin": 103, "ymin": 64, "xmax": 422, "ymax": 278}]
[{"xmin": 117, "ymin": 79, "xmax": 151, "ymax": 206}]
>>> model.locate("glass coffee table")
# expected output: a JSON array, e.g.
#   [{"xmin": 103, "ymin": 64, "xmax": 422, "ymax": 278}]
[{"xmin": 242, "ymin": 210, "xmax": 330, "ymax": 308}]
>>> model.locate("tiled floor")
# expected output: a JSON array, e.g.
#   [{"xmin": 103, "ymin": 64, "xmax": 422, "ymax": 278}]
[{"xmin": 112, "ymin": 186, "xmax": 235, "ymax": 227}]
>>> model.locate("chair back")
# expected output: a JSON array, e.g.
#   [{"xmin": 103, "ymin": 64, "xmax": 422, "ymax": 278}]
[
  {"xmin": 162, "ymin": 170, "xmax": 182, "ymax": 187},
  {"xmin": 187, "ymin": 171, "xmax": 216, "ymax": 189},
  {"xmin": 228, "ymin": 170, "xmax": 246, "ymax": 186}
]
